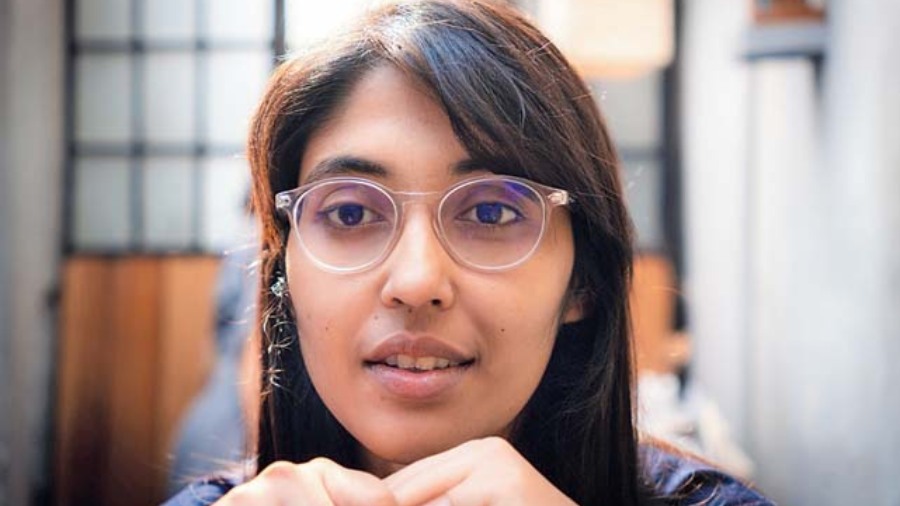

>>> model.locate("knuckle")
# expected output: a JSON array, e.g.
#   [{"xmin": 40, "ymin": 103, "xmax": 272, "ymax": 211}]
[
  {"xmin": 221, "ymin": 482, "xmax": 263, "ymax": 504},
  {"xmin": 481, "ymin": 436, "xmax": 512, "ymax": 452},
  {"xmin": 305, "ymin": 456, "xmax": 337, "ymax": 472},
  {"xmin": 259, "ymin": 460, "xmax": 298, "ymax": 484},
  {"xmin": 365, "ymin": 489, "xmax": 398, "ymax": 506}
]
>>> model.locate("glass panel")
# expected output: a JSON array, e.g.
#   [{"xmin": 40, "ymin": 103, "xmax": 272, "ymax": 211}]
[
  {"xmin": 76, "ymin": 0, "xmax": 132, "ymax": 40},
  {"xmin": 286, "ymin": 1, "xmax": 369, "ymax": 50},
  {"xmin": 591, "ymin": 71, "xmax": 661, "ymax": 151},
  {"xmin": 144, "ymin": 158, "xmax": 194, "ymax": 249},
  {"xmin": 622, "ymin": 159, "xmax": 663, "ymax": 250},
  {"xmin": 201, "ymin": 157, "xmax": 253, "ymax": 252},
  {"xmin": 76, "ymin": 54, "xmax": 133, "ymax": 143},
  {"xmin": 144, "ymin": 53, "xmax": 196, "ymax": 143},
  {"xmin": 73, "ymin": 157, "xmax": 131, "ymax": 249},
  {"xmin": 205, "ymin": 0, "xmax": 272, "ymax": 41},
  {"xmin": 143, "ymin": 0, "xmax": 196, "ymax": 41},
  {"xmin": 205, "ymin": 51, "xmax": 271, "ymax": 145}
]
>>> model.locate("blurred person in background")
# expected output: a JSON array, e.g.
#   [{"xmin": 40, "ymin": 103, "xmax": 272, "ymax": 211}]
[
  {"xmin": 167, "ymin": 231, "xmax": 257, "ymax": 496},
  {"xmin": 636, "ymin": 292, "xmax": 755, "ymax": 480}
]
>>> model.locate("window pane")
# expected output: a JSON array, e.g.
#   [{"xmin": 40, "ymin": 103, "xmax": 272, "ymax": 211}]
[
  {"xmin": 76, "ymin": 0, "xmax": 132, "ymax": 40},
  {"xmin": 205, "ymin": 0, "xmax": 272, "ymax": 41},
  {"xmin": 622, "ymin": 159, "xmax": 663, "ymax": 250},
  {"xmin": 201, "ymin": 157, "xmax": 253, "ymax": 251},
  {"xmin": 74, "ymin": 157, "xmax": 131, "ymax": 249},
  {"xmin": 144, "ymin": 158, "xmax": 194, "ymax": 249},
  {"xmin": 205, "ymin": 51, "xmax": 270, "ymax": 145},
  {"xmin": 286, "ymin": 1, "xmax": 368, "ymax": 50},
  {"xmin": 143, "ymin": 0, "xmax": 196, "ymax": 41},
  {"xmin": 144, "ymin": 53, "xmax": 196, "ymax": 143},
  {"xmin": 76, "ymin": 55, "xmax": 133, "ymax": 143},
  {"xmin": 592, "ymin": 71, "xmax": 661, "ymax": 151}
]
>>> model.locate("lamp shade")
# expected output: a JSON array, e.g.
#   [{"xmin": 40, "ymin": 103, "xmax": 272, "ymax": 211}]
[{"xmin": 535, "ymin": 0, "xmax": 675, "ymax": 79}]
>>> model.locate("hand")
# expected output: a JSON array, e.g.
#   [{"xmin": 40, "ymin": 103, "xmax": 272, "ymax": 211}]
[
  {"xmin": 384, "ymin": 437, "xmax": 577, "ymax": 506},
  {"xmin": 216, "ymin": 458, "xmax": 397, "ymax": 506}
]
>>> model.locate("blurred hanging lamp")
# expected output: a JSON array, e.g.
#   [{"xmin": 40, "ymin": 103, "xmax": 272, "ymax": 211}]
[
  {"xmin": 534, "ymin": 0, "xmax": 675, "ymax": 79},
  {"xmin": 752, "ymin": 0, "xmax": 826, "ymax": 24}
]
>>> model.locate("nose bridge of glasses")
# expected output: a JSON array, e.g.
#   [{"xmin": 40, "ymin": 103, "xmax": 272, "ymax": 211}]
[
  {"xmin": 393, "ymin": 189, "xmax": 443, "ymax": 210},
  {"xmin": 392, "ymin": 189, "xmax": 446, "ymax": 233},
  {"xmin": 387, "ymin": 188, "xmax": 458, "ymax": 263}
]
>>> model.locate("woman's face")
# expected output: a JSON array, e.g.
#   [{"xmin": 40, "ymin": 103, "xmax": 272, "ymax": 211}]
[{"xmin": 286, "ymin": 65, "xmax": 580, "ymax": 475}]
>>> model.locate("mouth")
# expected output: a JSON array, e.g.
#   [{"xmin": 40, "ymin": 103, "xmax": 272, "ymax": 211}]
[
  {"xmin": 366, "ymin": 354, "xmax": 476, "ymax": 372},
  {"xmin": 364, "ymin": 334, "xmax": 475, "ymax": 367},
  {"xmin": 364, "ymin": 334, "xmax": 476, "ymax": 399}
]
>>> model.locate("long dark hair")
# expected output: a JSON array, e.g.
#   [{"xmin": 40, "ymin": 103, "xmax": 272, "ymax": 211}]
[{"xmin": 247, "ymin": 1, "xmax": 641, "ymax": 504}]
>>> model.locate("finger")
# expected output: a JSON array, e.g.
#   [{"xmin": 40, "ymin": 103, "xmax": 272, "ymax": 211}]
[
  {"xmin": 407, "ymin": 450, "xmax": 578, "ymax": 506},
  {"xmin": 217, "ymin": 461, "xmax": 333, "ymax": 505},
  {"xmin": 316, "ymin": 461, "xmax": 398, "ymax": 506},
  {"xmin": 385, "ymin": 440, "xmax": 487, "ymax": 506},
  {"xmin": 217, "ymin": 459, "xmax": 397, "ymax": 506},
  {"xmin": 421, "ymin": 495, "xmax": 453, "ymax": 506},
  {"xmin": 384, "ymin": 438, "xmax": 481, "ymax": 489}
]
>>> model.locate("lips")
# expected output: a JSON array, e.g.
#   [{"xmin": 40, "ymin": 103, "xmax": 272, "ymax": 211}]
[
  {"xmin": 364, "ymin": 333, "xmax": 475, "ymax": 400},
  {"xmin": 364, "ymin": 334, "xmax": 474, "ymax": 367}
]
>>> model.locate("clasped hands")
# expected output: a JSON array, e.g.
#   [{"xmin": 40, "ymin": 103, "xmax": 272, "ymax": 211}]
[{"xmin": 217, "ymin": 437, "xmax": 576, "ymax": 506}]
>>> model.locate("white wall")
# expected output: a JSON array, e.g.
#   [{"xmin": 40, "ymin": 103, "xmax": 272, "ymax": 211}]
[
  {"xmin": 1, "ymin": 0, "xmax": 65, "ymax": 504},
  {"xmin": 681, "ymin": 0, "xmax": 752, "ymax": 443},
  {"xmin": 803, "ymin": 0, "xmax": 900, "ymax": 502},
  {"xmin": 1, "ymin": 0, "xmax": 13, "ymax": 502},
  {"xmin": 683, "ymin": 0, "xmax": 900, "ymax": 504}
]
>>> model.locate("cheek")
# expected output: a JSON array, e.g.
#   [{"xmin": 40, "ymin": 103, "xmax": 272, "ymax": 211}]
[
  {"xmin": 466, "ymin": 266, "xmax": 569, "ymax": 378},
  {"xmin": 285, "ymin": 245, "xmax": 372, "ymax": 370}
]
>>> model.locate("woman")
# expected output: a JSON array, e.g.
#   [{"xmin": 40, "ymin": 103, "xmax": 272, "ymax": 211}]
[{"xmin": 167, "ymin": 1, "xmax": 771, "ymax": 504}]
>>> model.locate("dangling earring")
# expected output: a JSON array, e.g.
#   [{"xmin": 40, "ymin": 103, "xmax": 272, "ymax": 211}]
[
  {"xmin": 261, "ymin": 260, "xmax": 295, "ymax": 391},
  {"xmin": 270, "ymin": 275, "xmax": 287, "ymax": 299}
]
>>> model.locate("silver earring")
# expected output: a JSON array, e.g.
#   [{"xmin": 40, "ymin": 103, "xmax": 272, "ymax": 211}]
[{"xmin": 270, "ymin": 275, "xmax": 287, "ymax": 298}]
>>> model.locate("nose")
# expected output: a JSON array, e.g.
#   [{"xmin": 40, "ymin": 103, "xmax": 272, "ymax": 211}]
[{"xmin": 379, "ymin": 209, "xmax": 456, "ymax": 311}]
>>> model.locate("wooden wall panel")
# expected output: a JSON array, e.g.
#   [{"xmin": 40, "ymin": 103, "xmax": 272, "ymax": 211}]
[
  {"xmin": 630, "ymin": 255, "xmax": 678, "ymax": 374},
  {"xmin": 102, "ymin": 259, "xmax": 163, "ymax": 503},
  {"xmin": 56, "ymin": 259, "xmax": 114, "ymax": 505},
  {"xmin": 155, "ymin": 258, "xmax": 219, "ymax": 486},
  {"xmin": 55, "ymin": 256, "xmax": 220, "ymax": 506}
]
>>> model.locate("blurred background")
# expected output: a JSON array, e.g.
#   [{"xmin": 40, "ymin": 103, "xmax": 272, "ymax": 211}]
[{"xmin": 1, "ymin": 0, "xmax": 898, "ymax": 504}]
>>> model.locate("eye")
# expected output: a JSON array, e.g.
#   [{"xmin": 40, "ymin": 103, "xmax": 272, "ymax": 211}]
[
  {"xmin": 319, "ymin": 203, "xmax": 383, "ymax": 227},
  {"xmin": 459, "ymin": 202, "xmax": 522, "ymax": 225}
]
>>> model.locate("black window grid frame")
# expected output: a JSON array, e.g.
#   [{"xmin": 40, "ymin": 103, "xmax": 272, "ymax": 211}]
[{"xmin": 62, "ymin": 0, "xmax": 286, "ymax": 256}]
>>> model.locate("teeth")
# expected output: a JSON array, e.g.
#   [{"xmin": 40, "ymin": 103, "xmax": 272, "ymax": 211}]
[
  {"xmin": 415, "ymin": 356, "xmax": 437, "ymax": 370},
  {"xmin": 385, "ymin": 354, "xmax": 459, "ymax": 371}
]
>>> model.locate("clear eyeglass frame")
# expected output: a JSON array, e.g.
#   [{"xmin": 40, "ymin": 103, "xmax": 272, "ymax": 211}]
[{"xmin": 274, "ymin": 174, "xmax": 573, "ymax": 274}]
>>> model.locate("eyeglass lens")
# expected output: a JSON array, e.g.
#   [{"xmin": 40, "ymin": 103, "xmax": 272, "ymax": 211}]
[{"xmin": 293, "ymin": 179, "xmax": 545, "ymax": 270}]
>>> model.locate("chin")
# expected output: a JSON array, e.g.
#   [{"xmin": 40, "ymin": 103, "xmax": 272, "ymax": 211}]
[
  {"xmin": 349, "ymin": 412, "xmax": 512, "ymax": 472},
  {"xmin": 361, "ymin": 423, "xmax": 465, "ymax": 461}
]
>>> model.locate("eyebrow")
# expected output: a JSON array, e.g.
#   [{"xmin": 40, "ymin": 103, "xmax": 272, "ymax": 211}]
[{"xmin": 303, "ymin": 155, "xmax": 499, "ymax": 184}]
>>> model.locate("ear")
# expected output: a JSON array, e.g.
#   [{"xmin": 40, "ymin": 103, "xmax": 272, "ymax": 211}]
[{"xmin": 561, "ymin": 291, "xmax": 587, "ymax": 324}]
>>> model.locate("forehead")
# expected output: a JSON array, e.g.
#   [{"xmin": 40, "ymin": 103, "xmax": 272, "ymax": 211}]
[{"xmin": 298, "ymin": 65, "xmax": 479, "ymax": 191}]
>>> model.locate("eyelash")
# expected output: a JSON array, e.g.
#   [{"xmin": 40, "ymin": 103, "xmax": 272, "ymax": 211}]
[
  {"xmin": 457, "ymin": 202, "xmax": 523, "ymax": 226},
  {"xmin": 318, "ymin": 203, "xmax": 385, "ymax": 228}
]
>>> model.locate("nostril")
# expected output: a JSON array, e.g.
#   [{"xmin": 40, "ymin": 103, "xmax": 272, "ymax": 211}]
[{"xmin": 430, "ymin": 299, "xmax": 441, "ymax": 307}]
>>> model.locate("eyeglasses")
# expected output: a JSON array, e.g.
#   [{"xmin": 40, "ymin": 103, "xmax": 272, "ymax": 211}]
[{"xmin": 275, "ymin": 175, "xmax": 572, "ymax": 273}]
